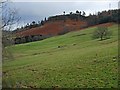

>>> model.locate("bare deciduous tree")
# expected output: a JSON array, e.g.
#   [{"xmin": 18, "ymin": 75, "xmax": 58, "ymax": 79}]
[
  {"xmin": 1, "ymin": 1, "xmax": 20, "ymax": 30},
  {"xmin": 92, "ymin": 26, "xmax": 112, "ymax": 41},
  {"xmin": 0, "ymin": 0, "xmax": 20, "ymax": 61}
]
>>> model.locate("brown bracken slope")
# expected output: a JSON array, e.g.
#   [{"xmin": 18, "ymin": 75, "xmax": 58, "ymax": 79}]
[
  {"xmin": 16, "ymin": 19, "xmax": 113, "ymax": 37},
  {"xmin": 16, "ymin": 19, "xmax": 87, "ymax": 37}
]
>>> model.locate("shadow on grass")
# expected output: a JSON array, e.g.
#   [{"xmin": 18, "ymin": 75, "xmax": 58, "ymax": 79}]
[{"xmin": 98, "ymin": 38, "xmax": 111, "ymax": 41}]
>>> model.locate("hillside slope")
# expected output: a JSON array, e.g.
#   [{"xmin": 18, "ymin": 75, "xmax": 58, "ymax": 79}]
[
  {"xmin": 3, "ymin": 23, "xmax": 118, "ymax": 88},
  {"xmin": 16, "ymin": 19, "xmax": 87, "ymax": 37}
]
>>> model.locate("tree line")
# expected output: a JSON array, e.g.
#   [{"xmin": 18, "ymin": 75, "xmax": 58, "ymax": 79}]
[
  {"xmin": 13, "ymin": 9, "xmax": 119, "ymax": 33},
  {"xmin": 86, "ymin": 9, "xmax": 119, "ymax": 26}
]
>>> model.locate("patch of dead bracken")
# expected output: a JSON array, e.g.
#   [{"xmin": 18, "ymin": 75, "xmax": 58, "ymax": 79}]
[{"xmin": 16, "ymin": 19, "xmax": 87, "ymax": 37}]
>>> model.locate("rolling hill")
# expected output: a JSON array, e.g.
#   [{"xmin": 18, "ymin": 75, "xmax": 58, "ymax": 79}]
[
  {"xmin": 3, "ymin": 23, "xmax": 118, "ymax": 88},
  {"xmin": 16, "ymin": 19, "xmax": 87, "ymax": 37}
]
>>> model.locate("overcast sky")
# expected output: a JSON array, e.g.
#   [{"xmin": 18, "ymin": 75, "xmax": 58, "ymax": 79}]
[{"xmin": 8, "ymin": 0, "xmax": 119, "ymax": 29}]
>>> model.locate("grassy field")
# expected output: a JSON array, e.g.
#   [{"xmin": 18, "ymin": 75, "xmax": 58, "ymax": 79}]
[{"xmin": 3, "ymin": 23, "xmax": 118, "ymax": 88}]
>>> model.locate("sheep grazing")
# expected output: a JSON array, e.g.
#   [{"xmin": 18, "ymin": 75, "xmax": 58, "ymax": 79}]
[
  {"xmin": 72, "ymin": 43, "xmax": 76, "ymax": 46},
  {"xmin": 58, "ymin": 46, "xmax": 61, "ymax": 48},
  {"xmin": 57, "ymin": 45, "xmax": 66, "ymax": 48}
]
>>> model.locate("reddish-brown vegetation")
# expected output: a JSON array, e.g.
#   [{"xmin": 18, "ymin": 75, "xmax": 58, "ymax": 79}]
[
  {"xmin": 16, "ymin": 18, "xmax": 113, "ymax": 38},
  {"xmin": 16, "ymin": 19, "xmax": 87, "ymax": 37}
]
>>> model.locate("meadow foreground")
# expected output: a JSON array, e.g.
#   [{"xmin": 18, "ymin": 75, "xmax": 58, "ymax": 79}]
[{"xmin": 3, "ymin": 23, "xmax": 118, "ymax": 88}]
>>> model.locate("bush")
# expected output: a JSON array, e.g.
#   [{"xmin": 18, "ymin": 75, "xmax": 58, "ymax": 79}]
[
  {"xmin": 20, "ymin": 37, "xmax": 26, "ymax": 43},
  {"xmin": 14, "ymin": 37, "xmax": 21, "ymax": 44}
]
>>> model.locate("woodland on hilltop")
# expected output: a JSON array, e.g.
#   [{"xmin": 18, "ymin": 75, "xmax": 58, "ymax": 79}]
[{"xmin": 13, "ymin": 9, "xmax": 119, "ymax": 33}]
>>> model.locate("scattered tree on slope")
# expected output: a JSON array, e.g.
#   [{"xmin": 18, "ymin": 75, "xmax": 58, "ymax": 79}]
[{"xmin": 93, "ymin": 26, "xmax": 112, "ymax": 41}]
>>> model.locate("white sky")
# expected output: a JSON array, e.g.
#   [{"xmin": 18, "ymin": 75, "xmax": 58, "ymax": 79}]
[
  {"xmin": 10, "ymin": 0, "xmax": 119, "ymax": 2},
  {"xmin": 7, "ymin": 0, "xmax": 119, "ymax": 30}
]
